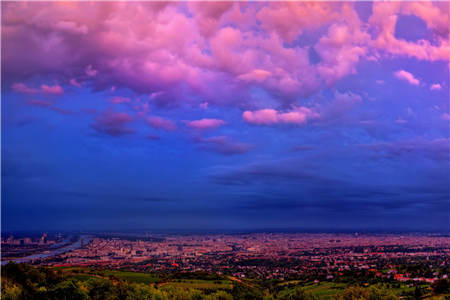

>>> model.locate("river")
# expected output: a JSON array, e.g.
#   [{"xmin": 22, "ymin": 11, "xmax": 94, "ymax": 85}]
[{"xmin": 1, "ymin": 235, "xmax": 91, "ymax": 265}]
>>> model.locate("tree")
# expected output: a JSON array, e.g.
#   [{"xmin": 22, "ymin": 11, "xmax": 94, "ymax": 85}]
[
  {"xmin": 206, "ymin": 290, "xmax": 233, "ymax": 300},
  {"xmin": 84, "ymin": 278, "xmax": 118, "ymax": 300},
  {"xmin": 231, "ymin": 283, "xmax": 264, "ymax": 300},
  {"xmin": 279, "ymin": 287, "xmax": 318, "ymax": 300},
  {"xmin": 413, "ymin": 285, "xmax": 423, "ymax": 300},
  {"xmin": 48, "ymin": 280, "xmax": 88, "ymax": 300},
  {"xmin": 125, "ymin": 283, "xmax": 168, "ymax": 300},
  {"xmin": 432, "ymin": 279, "xmax": 449, "ymax": 294},
  {"xmin": 1, "ymin": 278, "xmax": 22, "ymax": 300},
  {"xmin": 335, "ymin": 286, "xmax": 399, "ymax": 300}
]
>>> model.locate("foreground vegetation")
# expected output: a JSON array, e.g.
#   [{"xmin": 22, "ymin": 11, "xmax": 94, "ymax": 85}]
[{"xmin": 2, "ymin": 263, "xmax": 449, "ymax": 300}]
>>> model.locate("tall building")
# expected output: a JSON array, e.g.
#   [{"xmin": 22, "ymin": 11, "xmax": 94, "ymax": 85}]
[{"xmin": 39, "ymin": 233, "xmax": 48, "ymax": 245}]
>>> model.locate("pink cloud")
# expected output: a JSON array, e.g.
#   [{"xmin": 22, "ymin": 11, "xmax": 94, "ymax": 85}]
[
  {"xmin": 237, "ymin": 69, "xmax": 271, "ymax": 83},
  {"xmin": 12, "ymin": 82, "xmax": 64, "ymax": 95},
  {"xmin": 147, "ymin": 116, "xmax": 177, "ymax": 131},
  {"xmin": 257, "ymin": 2, "xmax": 337, "ymax": 43},
  {"xmin": 278, "ymin": 111, "xmax": 308, "ymax": 125},
  {"xmin": 315, "ymin": 22, "xmax": 369, "ymax": 86},
  {"xmin": 55, "ymin": 20, "xmax": 88, "ymax": 35},
  {"xmin": 110, "ymin": 96, "xmax": 131, "ymax": 104},
  {"xmin": 85, "ymin": 65, "xmax": 98, "ymax": 77},
  {"xmin": 12, "ymin": 82, "xmax": 38, "ymax": 94},
  {"xmin": 430, "ymin": 83, "xmax": 442, "ymax": 91},
  {"xmin": 320, "ymin": 91, "xmax": 362, "ymax": 121},
  {"xmin": 149, "ymin": 91, "xmax": 164, "ymax": 99},
  {"xmin": 243, "ymin": 107, "xmax": 318, "ymax": 126},
  {"xmin": 243, "ymin": 109, "xmax": 278, "ymax": 125},
  {"xmin": 91, "ymin": 110, "xmax": 135, "ymax": 136},
  {"xmin": 70, "ymin": 78, "xmax": 82, "ymax": 88},
  {"xmin": 41, "ymin": 84, "xmax": 64, "ymax": 95},
  {"xmin": 369, "ymin": 2, "xmax": 449, "ymax": 62},
  {"xmin": 3, "ymin": 2, "xmax": 449, "ymax": 109},
  {"xmin": 186, "ymin": 118, "xmax": 226, "ymax": 130},
  {"xmin": 442, "ymin": 113, "xmax": 450, "ymax": 121},
  {"xmin": 394, "ymin": 70, "xmax": 420, "ymax": 86},
  {"xmin": 188, "ymin": 2, "xmax": 233, "ymax": 37}
]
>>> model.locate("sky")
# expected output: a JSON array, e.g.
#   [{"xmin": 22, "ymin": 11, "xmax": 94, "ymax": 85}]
[{"xmin": 1, "ymin": 1, "xmax": 449, "ymax": 232}]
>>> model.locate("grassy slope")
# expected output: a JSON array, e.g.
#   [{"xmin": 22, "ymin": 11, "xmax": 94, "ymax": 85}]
[
  {"xmin": 55, "ymin": 267, "xmax": 160, "ymax": 284},
  {"xmin": 53, "ymin": 267, "xmax": 449, "ymax": 299}
]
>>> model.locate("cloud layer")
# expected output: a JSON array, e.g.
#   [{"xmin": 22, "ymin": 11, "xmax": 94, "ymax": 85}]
[{"xmin": 3, "ymin": 2, "xmax": 448, "ymax": 108}]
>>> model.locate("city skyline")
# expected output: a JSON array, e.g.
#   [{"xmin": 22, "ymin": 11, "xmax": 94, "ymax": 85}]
[{"xmin": 1, "ymin": 1, "xmax": 449, "ymax": 232}]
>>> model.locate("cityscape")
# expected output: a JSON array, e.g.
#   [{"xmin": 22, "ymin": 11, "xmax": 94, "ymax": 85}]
[
  {"xmin": 3, "ymin": 232, "xmax": 449, "ymax": 282},
  {"xmin": 1, "ymin": 1, "xmax": 449, "ymax": 299},
  {"xmin": 1, "ymin": 232, "xmax": 450, "ymax": 299}
]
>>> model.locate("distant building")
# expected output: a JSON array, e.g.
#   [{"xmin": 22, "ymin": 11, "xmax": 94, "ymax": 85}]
[{"xmin": 39, "ymin": 233, "xmax": 48, "ymax": 245}]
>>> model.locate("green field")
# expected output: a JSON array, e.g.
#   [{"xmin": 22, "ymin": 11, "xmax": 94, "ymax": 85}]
[
  {"xmin": 11, "ymin": 266, "xmax": 441, "ymax": 300},
  {"xmin": 277, "ymin": 281, "xmax": 449, "ymax": 300},
  {"xmin": 56, "ymin": 267, "xmax": 448, "ymax": 300},
  {"xmin": 99, "ymin": 270, "xmax": 160, "ymax": 284},
  {"xmin": 162, "ymin": 279, "xmax": 232, "ymax": 290},
  {"xmin": 302, "ymin": 282, "xmax": 347, "ymax": 299},
  {"xmin": 55, "ymin": 267, "xmax": 160, "ymax": 284}
]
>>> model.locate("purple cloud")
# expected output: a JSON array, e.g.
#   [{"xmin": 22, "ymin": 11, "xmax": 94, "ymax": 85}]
[
  {"xmin": 361, "ymin": 138, "xmax": 450, "ymax": 161},
  {"xmin": 91, "ymin": 110, "xmax": 135, "ymax": 136},
  {"xmin": 110, "ymin": 96, "xmax": 131, "ymax": 104},
  {"xmin": 194, "ymin": 136, "xmax": 252, "ymax": 155},
  {"xmin": 147, "ymin": 116, "xmax": 177, "ymax": 131},
  {"xmin": 186, "ymin": 118, "xmax": 226, "ymax": 130},
  {"xmin": 394, "ymin": 70, "xmax": 420, "ymax": 86},
  {"xmin": 3, "ymin": 2, "xmax": 447, "ymax": 108}
]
